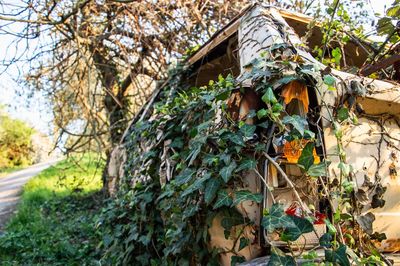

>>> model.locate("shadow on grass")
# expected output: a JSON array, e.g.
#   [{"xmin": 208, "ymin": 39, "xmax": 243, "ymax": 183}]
[{"xmin": 0, "ymin": 156, "xmax": 105, "ymax": 265}]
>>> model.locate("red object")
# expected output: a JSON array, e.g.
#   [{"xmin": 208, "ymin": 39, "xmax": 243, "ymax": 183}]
[
  {"xmin": 314, "ymin": 212, "xmax": 326, "ymax": 224},
  {"xmin": 285, "ymin": 204, "xmax": 326, "ymax": 224},
  {"xmin": 285, "ymin": 204, "xmax": 302, "ymax": 217}
]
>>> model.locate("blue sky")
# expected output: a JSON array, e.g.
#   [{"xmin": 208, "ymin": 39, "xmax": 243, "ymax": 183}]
[{"xmin": 0, "ymin": 0, "xmax": 395, "ymax": 135}]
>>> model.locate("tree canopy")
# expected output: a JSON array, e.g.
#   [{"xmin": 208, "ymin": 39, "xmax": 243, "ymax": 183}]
[{"xmin": 0, "ymin": 107, "xmax": 36, "ymax": 168}]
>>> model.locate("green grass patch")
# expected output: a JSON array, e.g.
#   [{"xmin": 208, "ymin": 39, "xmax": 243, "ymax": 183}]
[
  {"xmin": 0, "ymin": 165, "xmax": 25, "ymax": 178},
  {"xmin": 0, "ymin": 154, "xmax": 105, "ymax": 265}
]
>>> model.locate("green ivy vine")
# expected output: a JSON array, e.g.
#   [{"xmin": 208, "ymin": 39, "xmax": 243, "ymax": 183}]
[{"xmin": 98, "ymin": 44, "xmax": 389, "ymax": 266}]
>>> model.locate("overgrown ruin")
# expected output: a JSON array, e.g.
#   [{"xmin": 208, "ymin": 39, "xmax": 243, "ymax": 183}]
[{"xmin": 104, "ymin": 4, "xmax": 400, "ymax": 265}]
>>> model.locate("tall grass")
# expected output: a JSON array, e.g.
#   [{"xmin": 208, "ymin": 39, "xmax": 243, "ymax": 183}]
[{"xmin": 0, "ymin": 154, "xmax": 105, "ymax": 265}]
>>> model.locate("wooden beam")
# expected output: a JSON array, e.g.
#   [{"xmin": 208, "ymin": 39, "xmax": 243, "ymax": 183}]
[
  {"xmin": 186, "ymin": 18, "xmax": 240, "ymax": 66},
  {"xmin": 360, "ymin": 54, "xmax": 400, "ymax": 76}
]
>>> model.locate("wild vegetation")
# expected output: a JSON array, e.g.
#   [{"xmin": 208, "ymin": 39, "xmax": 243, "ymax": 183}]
[
  {"xmin": 0, "ymin": 0, "xmax": 400, "ymax": 265},
  {"xmin": 0, "ymin": 107, "xmax": 36, "ymax": 172},
  {"xmin": 0, "ymin": 155, "xmax": 104, "ymax": 265},
  {"xmin": 98, "ymin": 42, "xmax": 391, "ymax": 264}
]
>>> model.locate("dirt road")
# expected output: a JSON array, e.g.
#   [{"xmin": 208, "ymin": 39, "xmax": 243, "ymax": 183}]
[{"xmin": 0, "ymin": 160, "xmax": 60, "ymax": 230}]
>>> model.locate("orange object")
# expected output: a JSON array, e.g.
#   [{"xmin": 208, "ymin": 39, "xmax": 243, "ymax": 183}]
[
  {"xmin": 281, "ymin": 80, "xmax": 309, "ymax": 113},
  {"xmin": 283, "ymin": 139, "xmax": 320, "ymax": 164}
]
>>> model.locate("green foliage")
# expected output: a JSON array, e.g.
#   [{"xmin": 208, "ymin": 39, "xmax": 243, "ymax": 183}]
[
  {"xmin": 325, "ymin": 244, "xmax": 350, "ymax": 266},
  {"xmin": 0, "ymin": 155, "xmax": 104, "ymax": 265},
  {"xmin": 282, "ymin": 115, "xmax": 308, "ymax": 136},
  {"xmin": 99, "ymin": 31, "xmax": 387, "ymax": 264},
  {"xmin": 297, "ymin": 142, "xmax": 315, "ymax": 171},
  {"xmin": 262, "ymin": 204, "xmax": 313, "ymax": 242},
  {"xmin": 0, "ymin": 108, "xmax": 36, "ymax": 169},
  {"xmin": 307, "ymin": 161, "xmax": 330, "ymax": 177},
  {"xmin": 99, "ymin": 74, "xmax": 267, "ymax": 265},
  {"xmin": 268, "ymin": 252, "xmax": 296, "ymax": 266},
  {"xmin": 262, "ymin": 204, "xmax": 296, "ymax": 233}
]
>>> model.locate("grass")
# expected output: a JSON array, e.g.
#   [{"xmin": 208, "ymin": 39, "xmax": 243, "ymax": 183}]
[
  {"xmin": 0, "ymin": 165, "xmax": 25, "ymax": 177},
  {"xmin": 0, "ymin": 154, "xmax": 105, "ymax": 265}
]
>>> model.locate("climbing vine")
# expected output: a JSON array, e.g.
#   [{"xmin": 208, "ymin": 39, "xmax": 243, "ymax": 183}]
[{"xmin": 98, "ymin": 42, "xmax": 390, "ymax": 265}]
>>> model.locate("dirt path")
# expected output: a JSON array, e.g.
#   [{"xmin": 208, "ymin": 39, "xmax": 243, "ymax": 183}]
[{"xmin": 0, "ymin": 160, "xmax": 60, "ymax": 230}]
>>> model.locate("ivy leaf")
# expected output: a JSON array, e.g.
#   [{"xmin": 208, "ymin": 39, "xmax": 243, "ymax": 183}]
[
  {"xmin": 257, "ymin": 108, "xmax": 268, "ymax": 119},
  {"xmin": 337, "ymin": 107, "xmax": 349, "ymax": 122},
  {"xmin": 169, "ymin": 137, "xmax": 184, "ymax": 148},
  {"xmin": 229, "ymin": 133, "xmax": 245, "ymax": 146},
  {"xmin": 323, "ymin": 75, "xmax": 336, "ymax": 86},
  {"xmin": 202, "ymin": 154, "xmax": 218, "ymax": 166},
  {"xmin": 220, "ymin": 161, "xmax": 237, "ymax": 183},
  {"xmin": 247, "ymin": 109, "xmax": 257, "ymax": 119},
  {"xmin": 307, "ymin": 161, "xmax": 330, "ymax": 177},
  {"xmin": 235, "ymin": 158, "xmax": 257, "ymax": 172},
  {"xmin": 221, "ymin": 209, "xmax": 245, "ymax": 230},
  {"xmin": 238, "ymin": 237, "xmax": 249, "ymax": 251},
  {"xmin": 261, "ymin": 204, "xmax": 294, "ymax": 232},
  {"xmin": 213, "ymin": 190, "xmax": 233, "ymax": 209},
  {"xmin": 338, "ymin": 162, "xmax": 352, "ymax": 177},
  {"xmin": 370, "ymin": 232, "xmax": 387, "ymax": 242},
  {"xmin": 387, "ymin": 5, "xmax": 400, "ymax": 17},
  {"xmin": 175, "ymin": 168, "xmax": 195, "ymax": 185},
  {"xmin": 371, "ymin": 194, "xmax": 386, "ymax": 208},
  {"xmin": 230, "ymin": 255, "xmax": 246, "ymax": 266},
  {"xmin": 187, "ymin": 145, "xmax": 201, "ymax": 166},
  {"xmin": 332, "ymin": 48, "xmax": 342, "ymax": 65},
  {"xmin": 261, "ymin": 87, "xmax": 277, "ymax": 104},
  {"xmin": 220, "ymin": 153, "xmax": 231, "ymax": 165},
  {"xmin": 268, "ymin": 252, "xmax": 296, "ymax": 266},
  {"xmin": 282, "ymin": 115, "xmax": 308, "ymax": 136},
  {"xmin": 197, "ymin": 121, "xmax": 211, "ymax": 132},
  {"xmin": 325, "ymin": 244, "xmax": 350, "ymax": 266},
  {"xmin": 181, "ymin": 173, "xmax": 211, "ymax": 197},
  {"xmin": 298, "ymin": 142, "xmax": 315, "ymax": 171},
  {"xmin": 281, "ymin": 215, "xmax": 314, "ymax": 241},
  {"xmin": 325, "ymin": 219, "xmax": 337, "ymax": 235},
  {"xmin": 355, "ymin": 188, "xmax": 369, "ymax": 205},
  {"xmin": 233, "ymin": 190, "xmax": 263, "ymax": 205},
  {"xmin": 257, "ymin": 121, "xmax": 269, "ymax": 129},
  {"xmin": 182, "ymin": 204, "xmax": 199, "ymax": 219},
  {"xmin": 204, "ymin": 178, "xmax": 222, "ymax": 204},
  {"xmin": 319, "ymin": 233, "xmax": 332, "ymax": 248},
  {"xmin": 272, "ymin": 102, "xmax": 284, "ymax": 113},
  {"xmin": 216, "ymin": 90, "xmax": 231, "ymax": 101},
  {"xmin": 304, "ymin": 129, "xmax": 315, "ymax": 139},
  {"xmin": 240, "ymin": 124, "xmax": 256, "ymax": 139},
  {"xmin": 356, "ymin": 212, "xmax": 375, "ymax": 235},
  {"xmin": 276, "ymin": 76, "xmax": 298, "ymax": 86},
  {"xmin": 377, "ymin": 17, "xmax": 393, "ymax": 36}
]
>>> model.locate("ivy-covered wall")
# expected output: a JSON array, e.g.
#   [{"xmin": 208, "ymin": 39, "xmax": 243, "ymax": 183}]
[{"xmin": 99, "ymin": 6, "xmax": 398, "ymax": 266}]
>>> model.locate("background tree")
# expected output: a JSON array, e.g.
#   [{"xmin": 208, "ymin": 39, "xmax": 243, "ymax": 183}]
[
  {"xmin": 0, "ymin": 0, "xmax": 321, "ymax": 153},
  {"xmin": 0, "ymin": 107, "xmax": 36, "ymax": 169},
  {"xmin": 0, "ymin": 0, "xmax": 389, "ymax": 184}
]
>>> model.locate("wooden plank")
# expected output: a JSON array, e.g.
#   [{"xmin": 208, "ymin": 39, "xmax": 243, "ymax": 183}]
[
  {"xmin": 360, "ymin": 54, "xmax": 400, "ymax": 76},
  {"xmin": 187, "ymin": 18, "xmax": 240, "ymax": 66}
]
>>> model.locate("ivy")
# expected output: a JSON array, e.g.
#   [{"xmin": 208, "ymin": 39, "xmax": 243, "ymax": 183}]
[
  {"xmin": 235, "ymin": 158, "xmax": 257, "ymax": 172},
  {"xmin": 281, "ymin": 215, "xmax": 314, "ymax": 241},
  {"xmin": 233, "ymin": 190, "xmax": 263, "ymax": 205},
  {"xmin": 204, "ymin": 178, "xmax": 222, "ymax": 204},
  {"xmin": 297, "ymin": 142, "xmax": 315, "ymax": 171},
  {"xmin": 307, "ymin": 161, "xmax": 330, "ymax": 177},
  {"xmin": 220, "ymin": 161, "xmax": 237, "ymax": 183},
  {"xmin": 100, "ymin": 39, "xmax": 388, "ymax": 265},
  {"xmin": 261, "ymin": 204, "xmax": 295, "ymax": 232},
  {"xmin": 268, "ymin": 253, "xmax": 296, "ymax": 266},
  {"xmin": 282, "ymin": 115, "xmax": 308, "ymax": 136},
  {"xmin": 325, "ymin": 244, "xmax": 350, "ymax": 266},
  {"xmin": 213, "ymin": 190, "xmax": 233, "ymax": 209}
]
